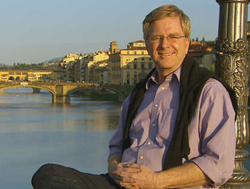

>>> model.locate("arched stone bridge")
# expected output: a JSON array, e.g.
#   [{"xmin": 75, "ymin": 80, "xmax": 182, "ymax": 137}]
[{"xmin": 0, "ymin": 81, "xmax": 130, "ymax": 103}]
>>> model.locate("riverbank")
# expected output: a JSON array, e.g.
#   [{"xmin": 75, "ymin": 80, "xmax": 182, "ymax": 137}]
[{"xmin": 74, "ymin": 88, "xmax": 119, "ymax": 101}]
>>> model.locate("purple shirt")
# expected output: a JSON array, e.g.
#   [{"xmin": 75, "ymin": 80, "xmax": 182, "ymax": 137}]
[{"xmin": 109, "ymin": 67, "xmax": 236, "ymax": 188}]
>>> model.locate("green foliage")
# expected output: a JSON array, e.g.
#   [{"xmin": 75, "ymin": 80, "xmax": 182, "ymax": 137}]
[{"xmin": 0, "ymin": 62, "xmax": 60, "ymax": 70}]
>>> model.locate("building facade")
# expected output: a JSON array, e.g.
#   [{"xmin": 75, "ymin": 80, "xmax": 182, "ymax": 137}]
[
  {"xmin": 60, "ymin": 53, "xmax": 80, "ymax": 68},
  {"xmin": 0, "ymin": 70, "xmax": 54, "ymax": 82},
  {"xmin": 80, "ymin": 52, "xmax": 109, "ymax": 83},
  {"xmin": 108, "ymin": 40, "xmax": 153, "ymax": 85}
]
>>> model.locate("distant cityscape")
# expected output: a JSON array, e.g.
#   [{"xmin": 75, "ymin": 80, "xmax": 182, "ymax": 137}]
[
  {"xmin": 0, "ymin": 22, "xmax": 249, "ymax": 86},
  {"xmin": 0, "ymin": 38, "xmax": 218, "ymax": 84}
]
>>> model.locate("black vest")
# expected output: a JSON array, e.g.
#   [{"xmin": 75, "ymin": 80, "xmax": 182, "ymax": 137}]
[{"xmin": 122, "ymin": 55, "xmax": 237, "ymax": 170}]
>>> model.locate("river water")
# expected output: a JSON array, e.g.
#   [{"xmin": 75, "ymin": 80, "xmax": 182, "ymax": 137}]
[
  {"xmin": 0, "ymin": 88, "xmax": 121, "ymax": 189},
  {"xmin": 1, "ymin": 88, "xmax": 250, "ymax": 189}
]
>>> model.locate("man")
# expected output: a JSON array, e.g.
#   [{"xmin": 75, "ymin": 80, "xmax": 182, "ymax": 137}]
[{"xmin": 32, "ymin": 4, "xmax": 237, "ymax": 189}]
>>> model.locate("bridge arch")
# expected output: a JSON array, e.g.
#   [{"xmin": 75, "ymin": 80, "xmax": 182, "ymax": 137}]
[
  {"xmin": 0, "ymin": 85, "xmax": 54, "ymax": 94},
  {"xmin": 103, "ymin": 86, "xmax": 127, "ymax": 102},
  {"xmin": 8, "ymin": 76, "xmax": 14, "ymax": 81},
  {"xmin": 0, "ymin": 84, "xmax": 56, "ymax": 102},
  {"xmin": 66, "ymin": 86, "xmax": 89, "ymax": 96},
  {"xmin": 64, "ymin": 85, "xmax": 127, "ymax": 102}
]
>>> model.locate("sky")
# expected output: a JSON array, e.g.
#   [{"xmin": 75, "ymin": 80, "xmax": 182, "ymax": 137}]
[{"xmin": 0, "ymin": 0, "xmax": 249, "ymax": 65}]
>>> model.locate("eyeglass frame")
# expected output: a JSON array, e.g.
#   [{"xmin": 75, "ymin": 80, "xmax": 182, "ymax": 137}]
[{"xmin": 149, "ymin": 35, "xmax": 186, "ymax": 43}]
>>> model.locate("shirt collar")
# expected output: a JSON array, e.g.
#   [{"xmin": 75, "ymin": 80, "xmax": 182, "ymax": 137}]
[{"xmin": 145, "ymin": 66, "xmax": 182, "ymax": 90}]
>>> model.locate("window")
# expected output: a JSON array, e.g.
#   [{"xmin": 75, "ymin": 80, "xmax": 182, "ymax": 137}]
[
  {"xmin": 134, "ymin": 63, "xmax": 137, "ymax": 69},
  {"xmin": 148, "ymin": 62, "xmax": 153, "ymax": 69},
  {"xmin": 141, "ymin": 62, "xmax": 145, "ymax": 69},
  {"xmin": 126, "ymin": 71, "xmax": 130, "ymax": 85},
  {"xmin": 134, "ymin": 71, "xmax": 137, "ymax": 77},
  {"xmin": 134, "ymin": 71, "xmax": 137, "ymax": 84}
]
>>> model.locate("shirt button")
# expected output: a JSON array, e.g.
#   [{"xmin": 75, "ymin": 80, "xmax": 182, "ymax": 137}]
[
  {"xmin": 154, "ymin": 104, "xmax": 158, "ymax": 107},
  {"xmin": 139, "ymin": 156, "xmax": 144, "ymax": 160},
  {"xmin": 152, "ymin": 123, "xmax": 156, "ymax": 127},
  {"xmin": 147, "ymin": 141, "xmax": 151, "ymax": 145}
]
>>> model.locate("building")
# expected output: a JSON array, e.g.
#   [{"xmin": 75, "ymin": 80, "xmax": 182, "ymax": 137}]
[
  {"xmin": 57, "ymin": 38, "xmax": 218, "ymax": 85},
  {"xmin": 188, "ymin": 40, "xmax": 216, "ymax": 71},
  {"xmin": 65, "ymin": 61, "xmax": 76, "ymax": 82},
  {"xmin": 108, "ymin": 40, "xmax": 153, "ymax": 85},
  {"xmin": 89, "ymin": 61, "xmax": 109, "ymax": 84},
  {"xmin": 80, "ymin": 51, "xmax": 109, "ymax": 83},
  {"xmin": 188, "ymin": 41, "xmax": 215, "ymax": 65},
  {"xmin": 0, "ymin": 70, "xmax": 54, "ymax": 82},
  {"xmin": 60, "ymin": 53, "xmax": 80, "ymax": 68},
  {"xmin": 74, "ymin": 54, "xmax": 87, "ymax": 82}
]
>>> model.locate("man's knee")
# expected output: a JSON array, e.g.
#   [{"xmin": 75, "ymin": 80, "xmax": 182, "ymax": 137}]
[{"xmin": 31, "ymin": 163, "xmax": 56, "ymax": 188}]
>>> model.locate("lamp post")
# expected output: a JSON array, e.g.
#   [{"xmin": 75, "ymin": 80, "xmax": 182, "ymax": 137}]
[{"xmin": 215, "ymin": 0, "xmax": 250, "ymax": 187}]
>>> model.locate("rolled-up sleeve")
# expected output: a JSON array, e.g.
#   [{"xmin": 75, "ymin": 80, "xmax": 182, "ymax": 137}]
[
  {"xmin": 189, "ymin": 79, "xmax": 236, "ymax": 187},
  {"xmin": 108, "ymin": 95, "xmax": 130, "ymax": 158}
]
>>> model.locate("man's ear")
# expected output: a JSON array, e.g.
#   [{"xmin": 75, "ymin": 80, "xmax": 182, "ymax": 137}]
[{"xmin": 185, "ymin": 38, "xmax": 190, "ymax": 55}]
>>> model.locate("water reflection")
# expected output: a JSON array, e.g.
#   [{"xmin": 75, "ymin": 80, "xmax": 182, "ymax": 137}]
[{"xmin": 0, "ymin": 88, "xmax": 121, "ymax": 189}]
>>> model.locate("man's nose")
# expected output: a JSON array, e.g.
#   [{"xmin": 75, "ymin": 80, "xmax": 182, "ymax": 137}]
[{"xmin": 160, "ymin": 37, "xmax": 171, "ymax": 47}]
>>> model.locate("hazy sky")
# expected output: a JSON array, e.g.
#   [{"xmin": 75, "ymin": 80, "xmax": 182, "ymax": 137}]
[{"xmin": 0, "ymin": 0, "xmax": 249, "ymax": 65}]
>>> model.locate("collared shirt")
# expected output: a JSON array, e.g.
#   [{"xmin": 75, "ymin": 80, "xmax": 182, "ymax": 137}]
[{"xmin": 109, "ymin": 67, "xmax": 236, "ymax": 188}]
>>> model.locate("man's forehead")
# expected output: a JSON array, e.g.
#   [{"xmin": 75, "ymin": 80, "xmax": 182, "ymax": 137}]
[{"xmin": 148, "ymin": 17, "xmax": 184, "ymax": 34}]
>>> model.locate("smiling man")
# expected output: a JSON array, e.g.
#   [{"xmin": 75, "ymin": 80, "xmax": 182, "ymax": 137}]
[
  {"xmin": 32, "ymin": 4, "xmax": 237, "ymax": 189},
  {"xmin": 107, "ymin": 4, "xmax": 237, "ymax": 189},
  {"xmin": 145, "ymin": 16, "xmax": 190, "ymax": 83}
]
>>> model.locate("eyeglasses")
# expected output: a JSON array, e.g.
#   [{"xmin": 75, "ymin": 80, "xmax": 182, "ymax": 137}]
[{"xmin": 150, "ymin": 35, "xmax": 186, "ymax": 43}]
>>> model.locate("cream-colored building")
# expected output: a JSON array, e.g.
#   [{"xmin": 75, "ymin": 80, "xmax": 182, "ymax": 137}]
[
  {"xmin": 60, "ymin": 53, "xmax": 80, "ymax": 68},
  {"xmin": 0, "ymin": 71, "xmax": 15, "ymax": 81},
  {"xmin": 108, "ymin": 40, "xmax": 153, "ymax": 85},
  {"xmin": 28, "ymin": 71, "xmax": 55, "ymax": 81},
  {"xmin": 0, "ymin": 70, "xmax": 54, "ymax": 82},
  {"xmin": 80, "ymin": 51, "xmax": 109, "ymax": 83}
]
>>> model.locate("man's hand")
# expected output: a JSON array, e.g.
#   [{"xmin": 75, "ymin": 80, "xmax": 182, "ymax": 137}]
[
  {"xmin": 108, "ymin": 161, "xmax": 123, "ymax": 182},
  {"xmin": 108, "ymin": 154, "xmax": 211, "ymax": 188},
  {"xmin": 114, "ymin": 164, "xmax": 158, "ymax": 189}
]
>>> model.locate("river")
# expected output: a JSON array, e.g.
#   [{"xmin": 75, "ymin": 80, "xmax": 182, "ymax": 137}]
[
  {"xmin": 0, "ymin": 88, "xmax": 121, "ymax": 189},
  {"xmin": 0, "ymin": 88, "xmax": 250, "ymax": 189}
]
